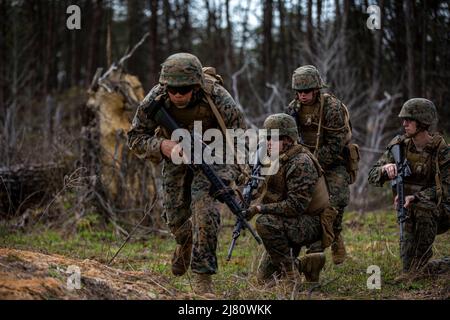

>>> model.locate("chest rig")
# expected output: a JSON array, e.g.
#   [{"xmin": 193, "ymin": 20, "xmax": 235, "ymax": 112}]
[
  {"xmin": 404, "ymin": 139, "xmax": 433, "ymax": 190},
  {"xmin": 393, "ymin": 134, "xmax": 446, "ymax": 201},
  {"xmin": 263, "ymin": 144, "xmax": 330, "ymax": 216},
  {"xmin": 159, "ymin": 92, "xmax": 218, "ymax": 139},
  {"xmin": 295, "ymin": 98, "xmax": 323, "ymax": 152}
]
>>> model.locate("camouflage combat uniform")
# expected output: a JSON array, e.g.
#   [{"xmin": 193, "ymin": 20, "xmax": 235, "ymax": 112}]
[
  {"xmin": 368, "ymin": 98, "xmax": 450, "ymax": 273},
  {"xmin": 254, "ymin": 114, "xmax": 334, "ymax": 284},
  {"xmin": 285, "ymin": 65, "xmax": 351, "ymax": 263},
  {"xmin": 127, "ymin": 53, "xmax": 245, "ymax": 277}
]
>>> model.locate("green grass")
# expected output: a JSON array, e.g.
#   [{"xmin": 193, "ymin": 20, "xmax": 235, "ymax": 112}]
[{"xmin": 0, "ymin": 210, "xmax": 448, "ymax": 300}]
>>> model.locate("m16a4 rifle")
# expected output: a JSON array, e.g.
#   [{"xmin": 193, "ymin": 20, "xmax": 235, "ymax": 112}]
[
  {"xmin": 389, "ymin": 143, "xmax": 412, "ymax": 252},
  {"xmin": 226, "ymin": 143, "xmax": 266, "ymax": 261}
]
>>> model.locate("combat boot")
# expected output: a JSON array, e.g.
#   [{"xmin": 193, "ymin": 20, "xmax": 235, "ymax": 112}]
[
  {"xmin": 331, "ymin": 234, "xmax": 346, "ymax": 265},
  {"xmin": 171, "ymin": 241, "xmax": 192, "ymax": 276},
  {"xmin": 193, "ymin": 273, "xmax": 215, "ymax": 299},
  {"xmin": 301, "ymin": 252, "xmax": 326, "ymax": 282}
]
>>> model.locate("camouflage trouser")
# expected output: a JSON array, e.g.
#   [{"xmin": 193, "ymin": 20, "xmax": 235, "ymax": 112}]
[
  {"xmin": 161, "ymin": 160, "xmax": 238, "ymax": 274},
  {"xmin": 401, "ymin": 200, "xmax": 442, "ymax": 272},
  {"xmin": 307, "ymin": 165, "xmax": 350, "ymax": 253},
  {"xmin": 437, "ymin": 202, "xmax": 450, "ymax": 235},
  {"xmin": 255, "ymin": 214, "xmax": 322, "ymax": 280},
  {"xmin": 324, "ymin": 165, "xmax": 350, "ymax": 237}
]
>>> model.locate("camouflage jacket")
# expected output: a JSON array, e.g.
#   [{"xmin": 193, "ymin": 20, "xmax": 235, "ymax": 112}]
[
  {"xmin": 260, "ymin": 146, "xmax": 320, "ymax": 218},
  {"xmin": 127, "ymin": 83, "xmax": 246, "ymax": 163},
  {"xmin": 284, "ymin": 93, "xmax": 350, "ymax": 169},
  {"xmin": 367, "ymin": 134, "xmax": 450, "ymax": 204}
]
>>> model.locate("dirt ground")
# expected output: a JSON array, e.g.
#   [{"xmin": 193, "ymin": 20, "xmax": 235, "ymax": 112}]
[{"xmin": 0, "ymin": 248, "xmax": 187, "ymax": 300}]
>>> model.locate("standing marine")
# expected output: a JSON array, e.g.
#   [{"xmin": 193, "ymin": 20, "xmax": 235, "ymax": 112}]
[{"xmin": 284, "ymin": 65, "xmax": 359, "ymax": 265}]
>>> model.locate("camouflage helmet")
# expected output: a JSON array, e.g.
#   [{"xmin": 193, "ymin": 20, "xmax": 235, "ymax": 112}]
[
  {"xmin": 292, "ymin": 65, "xmax": 326, "ymax": 90},
  {"xmin": 263, "ymin": 113, "xmax": 299, "ymax": 141},
  {"xmin": 159, "ymin": 53, "xmax": 204, "ymax": 87},
  {"xmin": 398, "ymin": 98, "xmax": 437, "ymax": 126}
]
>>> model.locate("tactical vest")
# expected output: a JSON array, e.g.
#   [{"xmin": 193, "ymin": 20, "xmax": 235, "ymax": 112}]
[
  {"xmin": 263, "ymin": 144, "xmax": 330, "ymax": 216},
  {"xmin": 295, "ymin": 100, "xmax": 323, "ymax": 151},
  {"xmin": 390, "ymin": 134, "xmax": 446, "ymax": 199},
  {"xmin": 159, "ymin": 94, "xmax": 218, "ymax": 139}
]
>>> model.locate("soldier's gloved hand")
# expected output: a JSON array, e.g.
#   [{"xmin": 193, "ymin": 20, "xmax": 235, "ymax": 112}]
[{"xmin": 245, "ymin": 205, "xmax": 261, "ymax": 220}]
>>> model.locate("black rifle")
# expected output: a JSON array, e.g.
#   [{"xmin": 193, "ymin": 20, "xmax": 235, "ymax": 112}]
[
  {"xmin": 226, "ymin": 143, "xmax": 265, "ymax": 260},
  {"xmin": 389, "ymin": 143, "xmax": 412, "ymax": 250},
  {"xmin": 142, "ymin": 98, "xmax": 262, "ymax": 250}
]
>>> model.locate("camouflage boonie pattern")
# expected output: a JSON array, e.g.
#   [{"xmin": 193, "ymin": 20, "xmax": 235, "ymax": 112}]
[
  {"xmin": 285, "ymin": 93, "xmax": 351, "ymax": 238},
  {"xmin": 128, "ymin": 74, "xmax": 246, "ymax": 274},
  {"xmin": 159, "ymin": 53, "xmax": 205, "ymax": 87},
  {"xmin": 255, "ymin": 148, "xmax": 323, "ymax": 278},
  {"xmin": 398, "ymin": 98, "xmax": 437, "ymax": 126},
  {"xmin": 162, "ymin": 161, "xmax": 239, "ymax": 274},
  {"xmin": 291, "ymin": 65, "xmax": 326, "ymax": 90},
  {"xmin": 263, "ymin": 113, "xmax": 298, "ymax": 141},
  {"xmin": 368, "ymin": 134, "xmax": 450, "ymax": 272}
]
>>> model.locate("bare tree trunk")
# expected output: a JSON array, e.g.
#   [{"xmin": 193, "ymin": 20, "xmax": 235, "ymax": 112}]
[
  {"xmin": 317, "ymin": 0, "xmax": 322, "ymax": 32},
  {"xmin": 278, "ymin": 0, "xmax": 289, "ymax": 84},
  {"xmin": 371, "ymin": 0, "xmax": 384, "ymax": 98},
  {"xmin": 403, "ymin": 0, "xmax": 415, "ymax": 97},
  {"xmin": 306, "ymin": 0, "xmax": 314, "ymax": 59},
  {"xmin": 335, "ymin": 0, "xmax": 341, "ymax": 29},
  {"xmin": 0, "ymin": 0, "xmax": 7, "ymax": 115},
  {"xmin": 262, "ymin": 0, "xmax": 273, "ymax": 97},
  {"xmin": 87, "ymin": 0, "xmax": 103, "ymax": 86},
  {"xmin": 163, "ymin": 0, "xmax": 172, "ymax": 55},
  {"xmin": 420, "ymin": 0, "xmax": 427, "ymax": 96},
  {"xmin": 43, "ymin": 1, "xmax": 55, "ymax": 95},
  {"xmin": 224, "ymin": 0, "xmax": 234, "ymax": 74},
  {"xmin": 238, "ymin": 0, "xmax": 251, "ymax": 63},
  {"xmin": 180, "ymin": 0, "xmax": 192, "ymax": 51},
  {"xmin": 149, "ymin": 0, "xmax": 159, "ymax": 87}
]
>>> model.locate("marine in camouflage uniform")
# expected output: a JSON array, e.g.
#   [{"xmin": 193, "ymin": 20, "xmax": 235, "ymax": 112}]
[
  {"xmin": 127, "ymin": 53, "xmax": 246, "ymax": 295},
  {"xmin": 246, "ymin": 114, "xmax": 337, "ymax": 288},
  {"xmin": 368, "ymin": 98, "xmax": 450, "ymax": 278},
  {"xmin": 284, "ymin": 65, "xmax": 352, "ymax": 264}
]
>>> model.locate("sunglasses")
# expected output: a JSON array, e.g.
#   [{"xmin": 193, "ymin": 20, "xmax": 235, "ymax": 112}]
[
  {"xmin": 167, "ymin": 86, "xmax": 195, "ymax": 95},
  {"xmin": 296, "ymin": 88, "xmax": 314, "ymax": 94}
]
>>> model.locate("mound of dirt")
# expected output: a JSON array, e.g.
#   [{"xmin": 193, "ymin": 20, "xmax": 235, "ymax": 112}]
[{"xmin": 0, "ymin": 248, "xmax": 185, "ymax": 300}]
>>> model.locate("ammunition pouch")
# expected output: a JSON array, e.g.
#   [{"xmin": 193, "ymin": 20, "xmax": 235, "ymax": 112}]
[{"xmin": 344, "ymin": 143, "xmax": 360, "ymax": 184}]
